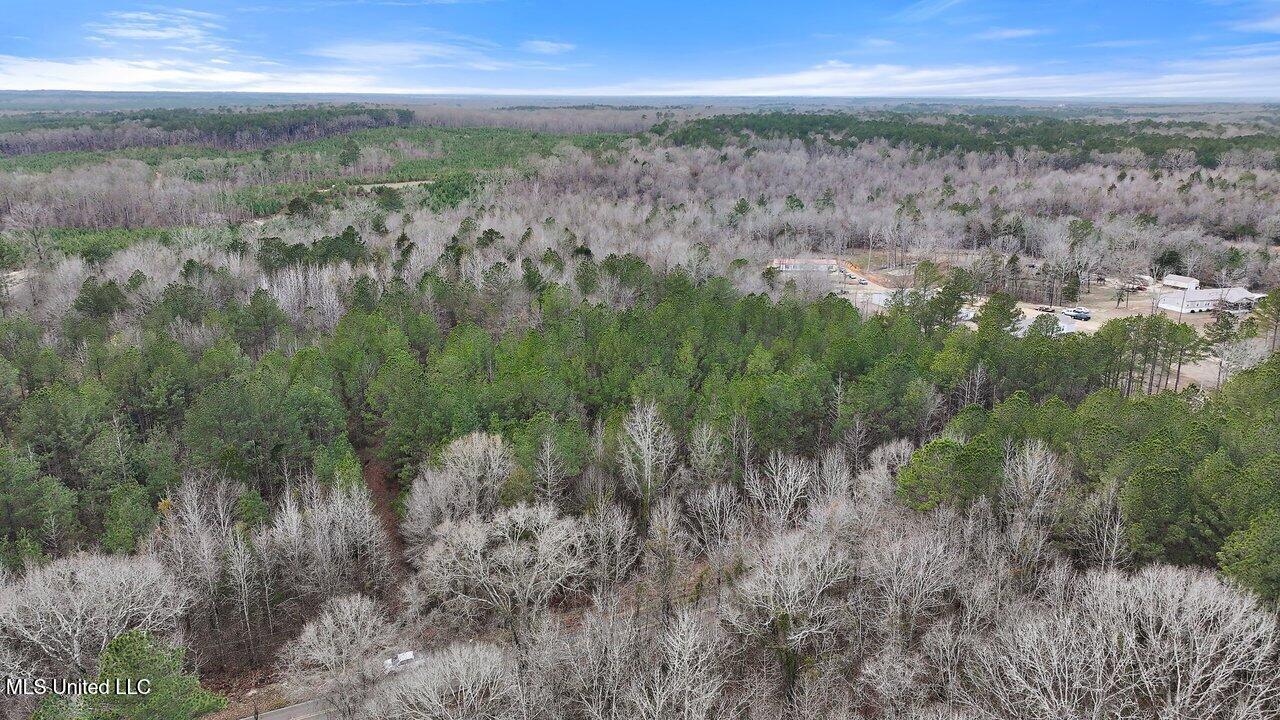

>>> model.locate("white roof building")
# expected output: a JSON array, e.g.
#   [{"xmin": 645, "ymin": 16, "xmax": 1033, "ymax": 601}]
[
  {"xmin": 1158, "ymin": 287, "xmax": 1265, "ymax": 314},
  {"xmin": 1161, "ymin": 274, "xmax": 1200, "ymax": 290},
  {"xmin": 771, "ymin": 257, "xmax": 845, "ymax": 275}
]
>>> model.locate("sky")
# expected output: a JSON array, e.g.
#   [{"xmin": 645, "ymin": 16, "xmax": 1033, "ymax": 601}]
[{"xmin": 3, "ymin": 1, "xmax": 1280, "ymax": 98}]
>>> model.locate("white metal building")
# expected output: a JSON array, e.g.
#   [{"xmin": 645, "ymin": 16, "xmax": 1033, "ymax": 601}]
[
  {"xmin": 1161, "ymin": 274, "xmax": 1200, "ymax": 290},
  {"xmin": 1158, "ymin": 287, "xmax": 1265, "ymax": 314},
  {"xmin": 771, "ymin": 258, "xmax": 841, "ymax": 274}
]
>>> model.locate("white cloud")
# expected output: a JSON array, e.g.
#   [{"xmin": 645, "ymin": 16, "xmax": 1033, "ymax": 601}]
[
  {"xmin": 530, "ymin": 55, "xmax": 1280, "ymax": 98},
  {"xmin": 0, "ymin": 55, "xmax": 413, "ymax": 94},
  {"xmin": 311, "ymin": 41, "xmax": 477, "ymax": 64},
  {"xmin": 309, "ymin": 39, "xmax": 568, "ymax": 70},
  {"xmin": 520, "ymin": 40, "xmax": 575, "ymax": 55},
  {"xmin": 893, "ymin": 0, "xmax": 966, "ymax": 22},
  {"xmin": 86, "ymin": 10, "xmax": 229, "ymax": 53},
  {"xmin": 5, "ymin": 47, "xmax": 1280, "ymax": 99},
  {"xmin": 569, "ymin": 60, "xmax": 1023, "ymax": 96},
  {"xmin": 1081, "ymin": 39, "xmax": 1153, "ymax": 48},
  {"xmin": 1233, "ymin": 13, "xmax": 1280, "ymax": 33},
  {"xmin": 973, "ymin": 28, "xmax": 1044, "ymax": 41}
]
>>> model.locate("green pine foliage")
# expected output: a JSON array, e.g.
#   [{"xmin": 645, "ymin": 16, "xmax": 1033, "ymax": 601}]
[
  {"xmin": 896, "ymin": 355, "xmax": 1280, "ymax": 594},
  {"xmin": 1, "ymin": 256, "xmax": 1278, "ymax": 601},
  {"xmin": 33, "ymin": 631, "xmax": 225, "ymax": 720}
]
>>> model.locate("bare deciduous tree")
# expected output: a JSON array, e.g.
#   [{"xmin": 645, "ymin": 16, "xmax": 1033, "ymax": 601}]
[
  {"xmin": 725, "ymin": 531, "xmax": 850, "ymax": 697},
  {"xmin": 370, "ymin": 642, "xmax": 519, "ymax": 720},
  {"xmin": 626, "ymin": 610, "xmax": 726, "ymax": 720},
  {"xmin": 412, "ymin": 503, "xmax": 584, "ymax": 645},
  {"xmin": 534, "ymin": 435, "xmax": 566, "ymax": 502},
  {"xmin": 744, "ymin": 451, "xmax": 815, "ymax": 530},
  {"xmin": 1067, "ymin": 479, "xmax": 1131, "ymax": 568},
  {"xmin": 0, "ymin": 553, "xmax": 188, "ymax": 678},
  {"xmin": 688, "ymin": 422, "xmax": 728, "ymax": 483},
  {"xmin": 403, "ymin": 431, "xmax": 515, "ymax": 552},
  {"xmin": 962, "ymin": 565, "xmax": 1280, "ymax": 719},
  {"xmin": 620, "ymin": 401, "xmax": 678, "ymax": 529},
  {"xmin": 278, "ymin": 593, "xmax": 402, "ymax": 720},
  {"xmin": 861, "ymin": 517, "xmax": 961, "ymax": 640},
  {"xmin": 257, "ymin": 478, "xmax": 396, "ymax": 604},
  {"xmin": 582, "ymin": 502, "xmax": 640, "ymax": 590}
]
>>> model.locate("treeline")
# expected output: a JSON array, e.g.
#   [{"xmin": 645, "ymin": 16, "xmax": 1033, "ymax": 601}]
[
  {"xmin": 664, "ymin": 112, "xmax": 1280, "ymax": 168},
  {"xmin": 0, "ymin": 105, "xmax": 414, "ymax": 157}
]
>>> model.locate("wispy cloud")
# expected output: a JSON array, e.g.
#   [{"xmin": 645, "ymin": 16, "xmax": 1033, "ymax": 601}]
[
  {"xmin": 520, "ymin": 40, "xmax": 575, "ymax": 55},
  {"xmin": 1234, "ymin": 14, "xmax": 1280, "ymax": 32},
  {"xmin": 581, "ymin": 60, "xmax": 1021, "ymax": 96},
  {"xmin": 86, "ymin": 10, "xmax": 229, "ymax": 53},
  {"xmin": 1081, "ymin": 39, "xmax": 1153, "ymax": 48},
  {"xmin": 6, "ymin": 52, "xmax": 1280, "ymax": 98},
  {"xmin": 892, "ymin": 0, "xmax": 966, "ymax": 23},
  {"xmin": 1204, "ymin": 40, "xmax": 1280, "ymax": 56},
  {"xmin": 309, "ymin": 39, "xmax": 569, "ymax": 70},
  {"xmin": 332, "ymin": 0, "xmax": 496, "ymax": 4},
  {"xmin": 527, "ymin": 50, "xmax": 1280, "ymax": 98},
  {"xmin": 973, "ymin": 27, "xmax": 1045, "ymax": 41},
  {"xmin": 860, "ymin": 37, "xmax": 898, "ymax": 49},
  {"xmin": 0, "ymin": 54, "xmax": 407, "ymax": 93},
  {"xmin": 311, "ymin": 41, "xmax": 478, "ymax": 64}
]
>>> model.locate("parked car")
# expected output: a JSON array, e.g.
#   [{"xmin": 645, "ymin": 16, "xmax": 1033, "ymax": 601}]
[
  {"xmin": 384, "ymin": 650, "xmax": 423, "ymax": 674},
  {"xmin": 1061, "ymin": 307, "xmax": 1092, "ymax": 320}
]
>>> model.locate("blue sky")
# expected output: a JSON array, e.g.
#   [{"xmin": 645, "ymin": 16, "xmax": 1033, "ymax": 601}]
[{"xmin": 3, "ymin": 1, "xmax": 1280, "ymax": 97}]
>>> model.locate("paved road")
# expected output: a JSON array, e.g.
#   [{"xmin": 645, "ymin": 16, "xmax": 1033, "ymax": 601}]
[{"xmin": 239, "ymin": 699, "xmax": 330, "ymax": 720}]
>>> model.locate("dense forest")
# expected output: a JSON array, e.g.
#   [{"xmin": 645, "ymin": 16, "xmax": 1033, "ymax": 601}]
[
  {"xmin": 665, "ymin": 112, "xmax": 1280, "ymax": 168},
  {"xmin": 0, "ymin": 106, "xmax": 415, "ymax": 156},
  {"xmin": 1, "ymin": 102, "xmax": 1279, "ymax": 720}
]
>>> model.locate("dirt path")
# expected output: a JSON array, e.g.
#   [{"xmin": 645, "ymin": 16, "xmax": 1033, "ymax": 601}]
[
  {"xmin": 243, "ymin": 178, "xmax": 435, "ymax": 231},
  {"xmin": 349, "ymin": 178, "xmax": 436, "ymax": 189},
  {"xmin": 357, "ymin": 445, "xmax": 407, "ymax": 568}
]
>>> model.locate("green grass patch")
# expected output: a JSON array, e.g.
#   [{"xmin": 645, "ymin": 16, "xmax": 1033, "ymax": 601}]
[{"xmin": 51, "ymin": 228, "xmax": 174, "ymax": 263}]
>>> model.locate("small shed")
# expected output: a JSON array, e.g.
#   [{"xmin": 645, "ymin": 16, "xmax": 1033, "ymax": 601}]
[{"xmin": 1161, "ymin": 274, "xmax": 1200, "ymax": 290}]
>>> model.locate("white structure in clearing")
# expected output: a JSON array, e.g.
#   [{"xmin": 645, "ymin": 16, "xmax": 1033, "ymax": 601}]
[
  {"xmin": 771, "ymin": 257, "xmax": 843, "ymax": 274},
  {"xmin": 1158, "ymin": 287, "xmax": 1265, "ymax": 314},
  {"xmin": 1161, "ymin": 274, "xmax": 1200, "ymax": 290}
]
